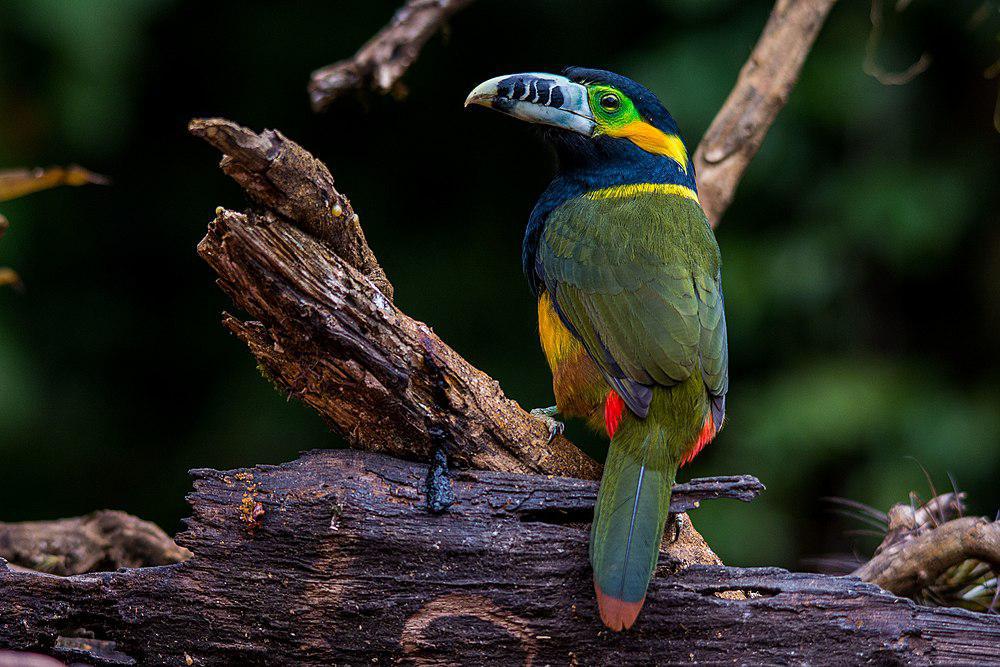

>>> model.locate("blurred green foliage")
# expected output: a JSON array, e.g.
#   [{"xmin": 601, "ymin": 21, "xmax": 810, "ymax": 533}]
[{"xmin": 0, "ymin": 0, "xmax": 997, "ymax": 570}]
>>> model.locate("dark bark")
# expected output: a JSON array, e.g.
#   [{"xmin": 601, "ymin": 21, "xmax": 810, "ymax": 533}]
[
  {"xmin": 1, "ymin": 451, "xmax": 996, "ymax": 666},
  {"xmin": 188, "ymin": 119, "xmax": 392, "ymax": 300},
  {"xmin": 191, "ymin": 118, "xmax": 603, "ymax": 483}
]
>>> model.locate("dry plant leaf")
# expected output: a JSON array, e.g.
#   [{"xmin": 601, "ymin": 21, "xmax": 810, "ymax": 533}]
[{"xmin": 0, "ymin": 165, "xmax": 109, "ymax": 203}]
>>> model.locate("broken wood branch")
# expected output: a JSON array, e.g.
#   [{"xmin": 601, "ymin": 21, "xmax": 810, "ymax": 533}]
[
  {"xmin": 1, "ymin": 451, "xmax": 996, "ymax": 665},
  {"xmin": 853, "ymin": 494, "xmax": 1000, "ymax": 600},
  {"xmin": 198, "ymin": 0, "xmax": 842, "ymax": 483},
  {"xmin": 193, "ymin": 190, "xmax": 600, "ymax": 481},
  {"xmin": 0, "ymin": 510, "xmax": 191, "ymax": 577},
  {"xmin": 309, "ymin": 0, "xmax": 474, "ymax": 112},
  {"xmin": 189, "ymin": 120, "xmax": 393, "ymax": 301}
]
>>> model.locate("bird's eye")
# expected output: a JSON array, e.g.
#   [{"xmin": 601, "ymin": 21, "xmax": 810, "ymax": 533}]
[{"xmin": 599, "ymin": 93, "xmax": 621, "ymax": 113}]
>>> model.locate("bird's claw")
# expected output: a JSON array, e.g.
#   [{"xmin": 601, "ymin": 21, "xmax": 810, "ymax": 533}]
[{"xmin": 530, "ymin": 406, "xmax": 565, "ymax": 443}]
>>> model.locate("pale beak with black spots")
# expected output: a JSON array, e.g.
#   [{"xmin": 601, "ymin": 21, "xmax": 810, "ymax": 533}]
[{"xmin": 465, "ymin": 73, "xmax": 596, "ymax": 136}]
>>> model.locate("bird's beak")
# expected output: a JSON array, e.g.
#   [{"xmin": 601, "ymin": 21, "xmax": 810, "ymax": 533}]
[{"xmin": 465, "ymin": 73, "xmax": 595, "ymax": 136}]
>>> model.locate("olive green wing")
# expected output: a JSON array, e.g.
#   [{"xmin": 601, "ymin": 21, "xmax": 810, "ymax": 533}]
[
  {"xmin": 537, "ymin": 193, "xmax": 727, "ymax": 421},
  {"xmin": 695, "ymin": 264, "xmax": 728, "ymax": 426}
]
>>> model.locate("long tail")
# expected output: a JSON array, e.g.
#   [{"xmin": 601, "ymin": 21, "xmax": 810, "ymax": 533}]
[{"xmin": 590, "ymin": 392, "xmax": 679, "ymax": 632}]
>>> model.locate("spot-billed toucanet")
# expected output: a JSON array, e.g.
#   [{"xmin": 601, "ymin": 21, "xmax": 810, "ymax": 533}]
[{"xmin": 466, "ymin": 68, "xmax": 729, "ymax": 631}]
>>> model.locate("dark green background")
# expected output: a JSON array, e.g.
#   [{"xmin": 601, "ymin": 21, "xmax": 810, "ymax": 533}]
[{"xmin": 0, "ymin": 0, "xmax": 997, "ymax": 569}]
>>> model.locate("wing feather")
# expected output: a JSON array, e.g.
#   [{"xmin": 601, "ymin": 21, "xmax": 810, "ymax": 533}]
[{"xmin": 538, "ymin": 193, "xmax": 728, "ymax": 421}]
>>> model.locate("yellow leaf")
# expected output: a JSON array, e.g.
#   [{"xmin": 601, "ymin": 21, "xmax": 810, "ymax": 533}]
[
  {"xmin": 0, "ymin": 165, "xmax": 109, "ymax": 203},
  {"xmin": 0, "ymin": 267, "xmax": 23, "ymax": 291}
]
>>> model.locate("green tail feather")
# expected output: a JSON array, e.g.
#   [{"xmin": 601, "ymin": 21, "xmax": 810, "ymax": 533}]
[{"xmin": 590, "ymin": 409, "xmax": 679, "ymax": 608}]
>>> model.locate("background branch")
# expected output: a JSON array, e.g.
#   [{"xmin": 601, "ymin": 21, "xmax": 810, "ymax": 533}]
[
  {"xmin": 694, "ymin": 0, "xmax": 839, "ymax": 226},
  {"xmin": 309, "ymin": 0, "xmax": 474, "ymax": 112},
  {"xmin": 0, "ymin": 511, "xmax": 190, "ymax": 576},
  {"xmin": 0, "ymin": 165, "xmax": 108, "ymax": 203},
  {"xmin": 853, "ymin": 494, "xmax": 1000, "ymax": 601}
]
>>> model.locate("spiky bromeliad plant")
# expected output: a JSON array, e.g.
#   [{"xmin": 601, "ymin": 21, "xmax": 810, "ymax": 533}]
[{"xmin": 826, "ymin": 478, "xmax": 999, "ymax": 614}]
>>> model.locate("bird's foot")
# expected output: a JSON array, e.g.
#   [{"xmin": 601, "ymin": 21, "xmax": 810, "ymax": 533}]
[
  {"xmin": 669, "ymin": 513, "xmax": 685, "ymax": 543},
  {"xmin": 530, "ymin": 406, "xmax": 565, "ymax": 443},
  {"xmin": 425, "ymin": 440, "xmax": 455, "ymax": 514}
]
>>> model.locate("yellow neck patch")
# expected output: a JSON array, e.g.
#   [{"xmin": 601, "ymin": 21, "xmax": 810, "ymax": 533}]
[
  {"xmin": 584, "ymin": 182, "xmax": 700, "ymax": 203},
  {"xmin": 603, "ymin": 120, "xmax": 689, "ymax": 173}
]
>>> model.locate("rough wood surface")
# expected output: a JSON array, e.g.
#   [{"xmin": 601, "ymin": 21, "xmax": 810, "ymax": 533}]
[
  {"xmin": 309, "ymin": 0, "xmax": 474, "ymax": 111},
  {"xmin": 1, "ymin": 450, "xmax": 996, "ymax": 666},
  {"xmin": 694, "ymin": 0, "xmax": 839, "ymax": 226},
  {"xmin": 189, "ymin": 119, "xmax": 393, "ymax": 300},
  {"xmin": 192, "ymin": 117, "xmax": 602, "ymax": 483},
  {"xmin": 196, "ymin": 202, "xmax": 601, "ymax": 481}
]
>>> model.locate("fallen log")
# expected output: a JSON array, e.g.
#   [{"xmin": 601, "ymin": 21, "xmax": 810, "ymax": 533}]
[{"xmin": 1, "ymin": 450, "xmax": 996, "ymax": 665}]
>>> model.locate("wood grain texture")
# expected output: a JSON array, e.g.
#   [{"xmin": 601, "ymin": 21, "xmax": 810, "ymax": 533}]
[
  {"xmin": 196, "ymin": 204, "xmax": 601, "ymax": 481},
  {"xmin": 0, "ymin": 451, "xmax": 995, "ymax": 666}
]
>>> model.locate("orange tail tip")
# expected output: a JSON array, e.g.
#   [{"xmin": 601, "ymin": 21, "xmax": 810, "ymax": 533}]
[
  {"xmin": 594, "ymin": 578, "xmax": 645, "ymax": 631},
  {"xmin": 604, "ymin": 391, "xmax": 626, "ymax": 438}
]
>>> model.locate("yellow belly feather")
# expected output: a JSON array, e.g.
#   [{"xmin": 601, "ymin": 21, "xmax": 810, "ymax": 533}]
[{"xmin": 537, "ymin": 291, "xmax": 609, "ymax": 431}]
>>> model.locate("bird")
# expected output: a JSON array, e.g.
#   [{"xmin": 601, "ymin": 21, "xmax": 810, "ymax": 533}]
[{"xmin": 466, "ymin": 68, "xmax": 728, "ymax": 631}]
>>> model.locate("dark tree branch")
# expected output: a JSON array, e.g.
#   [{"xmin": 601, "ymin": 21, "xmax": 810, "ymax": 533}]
[
  {"xmin": 1, "ymin": 451, "xmax": 996, "ymax": 665},
  {"xmin": 189, "ymin": 120, "xmax": 393, "ymax": 300},
  {"xmin": 309, "ymin": 0, "xmax": 474, "ymax": 112},
  {"xmin": 191, "ymin": 185, "xmax": 601, "ymax": 481}
]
